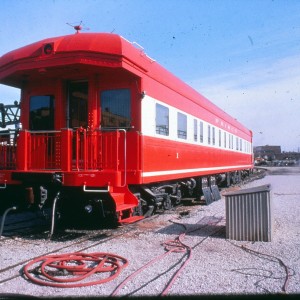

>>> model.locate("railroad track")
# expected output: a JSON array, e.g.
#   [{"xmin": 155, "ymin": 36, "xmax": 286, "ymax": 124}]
[
  {"xmin": 0, "ymin": 208, "xmax": 169, "ymax": 281},
  {"xmin": 0, "ymin": 168, "xmax": 263, "ymax": 240},
  {"xmin": 0, "ymin": 225, "xmax": 135, "ymax": 285},
  {"xmin": 0, "ymin": 206, "xmax": 224, "ymax": 292},
  {"xmin": 0, "ymin": 209, "xmax": 51, "ymax": 239}
]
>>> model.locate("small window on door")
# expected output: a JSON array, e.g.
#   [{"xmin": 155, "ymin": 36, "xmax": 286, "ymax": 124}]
[
  {"xmin": 100, "ymin": 89, "xmax": 131, "ymax": 128},
  {"xmin": 29, "ymin": 95, "xmax": 54, "ymax": 130}
]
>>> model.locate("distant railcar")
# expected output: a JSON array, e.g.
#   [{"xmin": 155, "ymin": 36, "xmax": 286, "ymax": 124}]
[{"xmin": 0, "ymin": 32, "xmax": 253, "ymax": 224}]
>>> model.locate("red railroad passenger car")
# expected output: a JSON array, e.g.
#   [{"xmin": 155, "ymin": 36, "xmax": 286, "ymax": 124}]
[{"xmin": 0, "ymin": 32, "xmax": 253, "ymax": 224}]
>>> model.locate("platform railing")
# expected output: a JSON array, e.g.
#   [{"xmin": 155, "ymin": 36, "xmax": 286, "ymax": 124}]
[
  {"xmin": 72, "ymin": 129, "xmax": 102, "ymax": 171},
  {"xmin": 28, "ymin": 130, "xmax": 61, "ymax": 170},
  {"xmin": 15, "ymin": 128, "xmax": 124, "ymax": 172},
  {"xmin": 0, "ymin": 130, "xmax": 17, "ymax": 169}
]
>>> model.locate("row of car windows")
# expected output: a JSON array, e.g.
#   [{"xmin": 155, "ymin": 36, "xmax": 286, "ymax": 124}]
[
  {"xmin": 29, "ymin": 88, "xmax": 131, "ymax": 130},
  {"xmin": 155, "ymin": 103, "xmax": 252, "ymax": 154},
  {"xmin": 28, "ymin": 92, "xmax": 251, "ymax": 154}
]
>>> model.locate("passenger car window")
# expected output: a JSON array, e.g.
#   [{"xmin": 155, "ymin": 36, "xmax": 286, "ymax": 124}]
[
  {"xmin": 156, "ymin": 103, "xmax": 169, "ymax": 136},
  {"xmin": 177, "ymin": 112, "xmax": 187, "ymax": 139},
  {"xmin": 101, "ymin": 89, "xmax": 131, "ymax": 128},
  {"xmin": 194, "ymin": 119, "xmax": 198, "ymax": 141},
  {"xmin": 29, "ymin": 95, "xmax": 54, "ymax": 130},
  {"xmin": 200, "ymin": 121, "xmax": 204, "ymax": 143}
]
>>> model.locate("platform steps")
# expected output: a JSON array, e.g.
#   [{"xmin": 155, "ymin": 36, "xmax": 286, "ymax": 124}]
[{"xmin": 109, "ymin": 186, "xmax": 144, "ymax": 224}]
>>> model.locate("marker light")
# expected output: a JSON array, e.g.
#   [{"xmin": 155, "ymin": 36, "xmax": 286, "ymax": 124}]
[{"xmin": 43, "ymin": 43, "xmax": 53, "ymax": 55}]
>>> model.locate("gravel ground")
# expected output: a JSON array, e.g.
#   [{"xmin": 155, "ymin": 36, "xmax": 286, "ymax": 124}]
[{"xmin": 0, "ymin": 167, "xmax": 300, "ymax": 298}]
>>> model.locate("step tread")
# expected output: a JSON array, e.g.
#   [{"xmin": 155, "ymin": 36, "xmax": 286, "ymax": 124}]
[
  {"xmin": 110, "ymin": 192, "xmax": 125, "ymax": 204},
  {"xmin": 120, "ymin": 216, "xmax": 144, "ymax": 224},
  {"xmin": 116, "ymin": 203, "xmax": 137, "ymax": 211}
]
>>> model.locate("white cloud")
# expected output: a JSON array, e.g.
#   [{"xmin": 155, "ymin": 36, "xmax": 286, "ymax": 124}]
[{"xmin": 189, "ymin": 54, "xmax": 300, "ymax": 151}]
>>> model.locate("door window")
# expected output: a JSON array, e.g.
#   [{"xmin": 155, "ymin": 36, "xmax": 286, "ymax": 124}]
[{"xmin": 68, "ymin": 82, "xmax": 88, "ymax": 128}]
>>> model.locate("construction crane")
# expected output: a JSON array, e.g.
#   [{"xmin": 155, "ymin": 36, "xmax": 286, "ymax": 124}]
[{"xmin": 0, "ymin": 101, "xmax": 20, "ymax": 128}]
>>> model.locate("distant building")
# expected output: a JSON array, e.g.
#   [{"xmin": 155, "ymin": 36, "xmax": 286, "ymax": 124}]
[
  {"xmin": 254, "ymin": 145, "xmax": 281, "ymax": 160},
  {"xmin": 254, "ymin": 145, "xmax": 300, "ymax": 164}
]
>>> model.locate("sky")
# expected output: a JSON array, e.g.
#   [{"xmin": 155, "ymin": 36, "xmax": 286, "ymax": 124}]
[{"xmin": 1, "ymin": 0, "xmax": 300, "ymax": 152}]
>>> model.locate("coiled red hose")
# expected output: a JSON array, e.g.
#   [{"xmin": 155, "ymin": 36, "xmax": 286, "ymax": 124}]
[{"xmin": 23, "ymin": 252, "xmax": 128, "ymax": 288}]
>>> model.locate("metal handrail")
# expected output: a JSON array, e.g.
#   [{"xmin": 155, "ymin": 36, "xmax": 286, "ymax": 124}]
[
  {"xmin": 83, "ymin": 184, "xmax": 110, "ymax": 193},
  {"xmin": 118, "ymin": 129, "xmax": 127, "ymax": 187},
  {"xmin": 0, "ymin": 129, "xmax": 18, "ymax": 135},
  {"xmin": 97, "ymin": 128, "xmax": 127, "ymax": 186},
  {"xmin": 93, "ymin": 128, "xmax": 127, "ymax": 186},
  {"xmin": 26, "ymin": 130, "xmax": 61, "ymax": 134}
]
